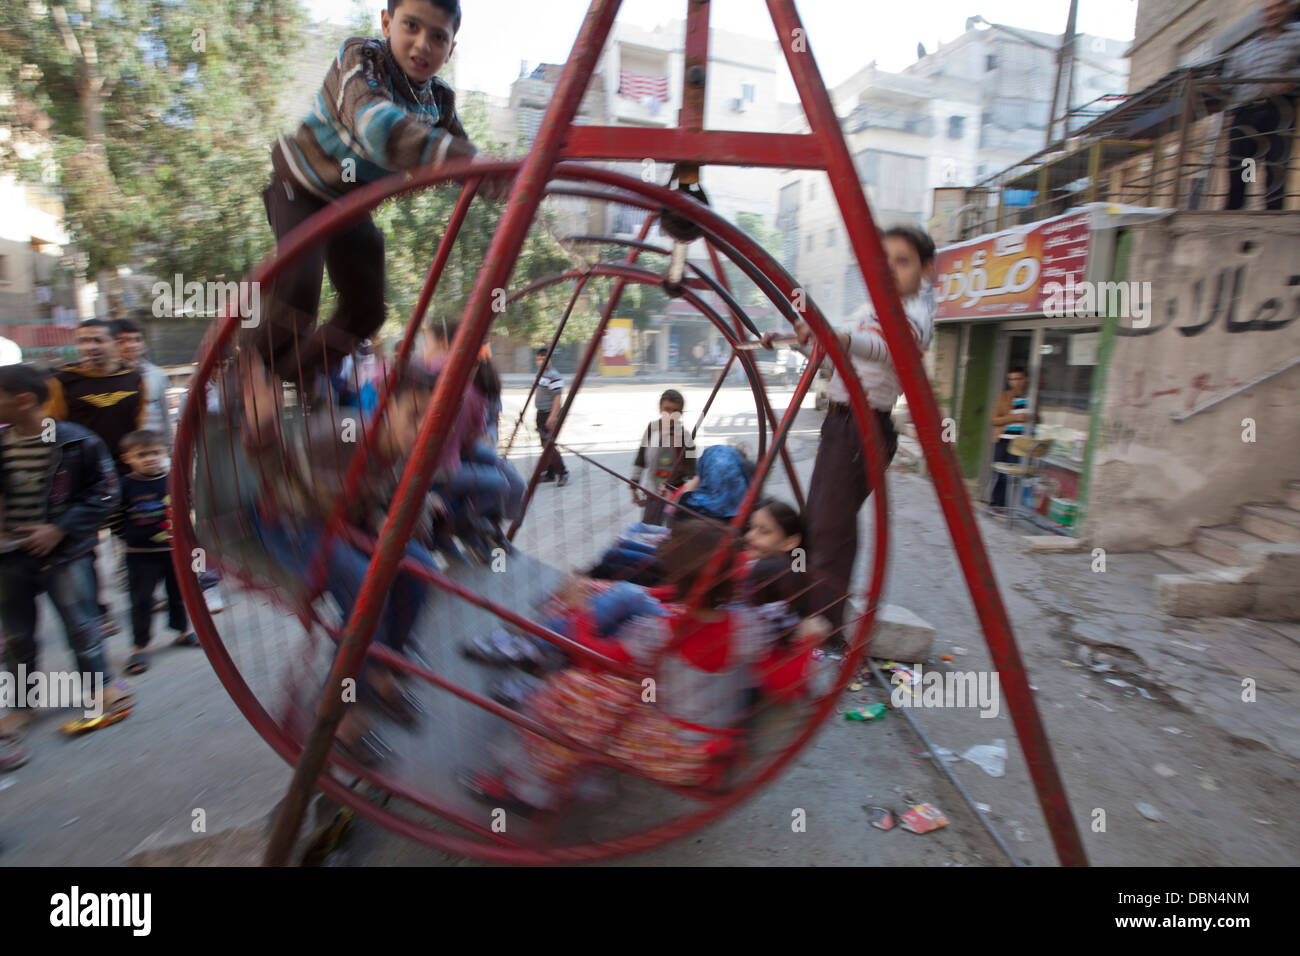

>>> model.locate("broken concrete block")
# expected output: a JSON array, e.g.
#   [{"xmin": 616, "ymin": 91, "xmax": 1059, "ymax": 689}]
[
  {"xmin": 867, "ymin": 604, "xmax": 936, "ymax": 662},
  {"xmin": 1156, "ymin": 571, "xmax": 1255, "ymax": 618},
  {"xmin": 1239, "ymin": 543, "xmax": 1300, "ymax": 587},
  {"xmin": 1023, "ymin": 535, "xmax": 1085, "ymax": 553},
  {"xmin": 1252, "ymin": 585, "xmax": 1300, "ymax": 622}
]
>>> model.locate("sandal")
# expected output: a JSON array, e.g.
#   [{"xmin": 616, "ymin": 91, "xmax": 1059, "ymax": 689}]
[
  {"xmin": 125, "ymin": 651, "xmax": 150, "ymax": 675},
  {"xmin": 172, "ymin": 631, "xmax": 200, "ymax": 648},
  {"xmin": 61, "ymin": 682, "xmax": 134, "ymax": 735}
]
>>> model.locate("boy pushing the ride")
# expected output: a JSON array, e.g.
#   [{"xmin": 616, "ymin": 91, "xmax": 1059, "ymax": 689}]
[
  {"xmin": 764, "ymin": 226, "xmax": 937, "ymax": 639},
  {"xmin": 250, "ymin": 0, "xmax": 508, "ymax": 385}
]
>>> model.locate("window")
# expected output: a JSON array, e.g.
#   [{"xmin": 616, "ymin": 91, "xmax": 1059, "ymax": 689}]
[
  {"xmin": 808, "ymin": 180, "xmax": 816, "ymax": 200},
  {"xmin": 806, "ymin": 234, "xmax": 815, "ymax": 252},
  {"xmin": 741, "ymin": 82, "xmax": 756, "ymax": 103},
  {"xmin": 948, "ymin": 115, "xmax": 965, "ymax": 139},
  {"xmin": 986, "ymin": 54, "xmax": 997, "ymax": 71},
  {"xmin": 854, "ymin": 149, "xmax": 927, "ymax": 215},
  {"xmin": 0, "ymin": 254, "xmax": 7, "ymax": 282},
  {"xmin": 826, "ymin": 228, "xmax": 836, "ymax": 247}
]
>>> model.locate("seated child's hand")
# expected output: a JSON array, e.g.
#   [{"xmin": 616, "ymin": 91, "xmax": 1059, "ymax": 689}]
[
  {"xmin": 794, "ymin": 615, "xmax": 832, "ymax": 649},
  {"xmin": 678, "ymin": 475, "xmax": 700, "ymax": 495}
]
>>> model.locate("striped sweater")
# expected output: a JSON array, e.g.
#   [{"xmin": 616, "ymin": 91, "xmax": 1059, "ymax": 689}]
[{"xmin": 272, "ymin": 37, "xmax": 473, "ymax": 201}]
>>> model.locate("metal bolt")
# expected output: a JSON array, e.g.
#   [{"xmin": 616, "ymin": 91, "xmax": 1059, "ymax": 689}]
[{"xmin": 686, "ymin": 65, "xmax": 705, "ymax": 87}]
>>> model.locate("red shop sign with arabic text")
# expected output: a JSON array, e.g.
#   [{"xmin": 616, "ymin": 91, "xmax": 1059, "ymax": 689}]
[{"xmin": 934, "ymin": 211, "xmax": 1090, "ymax": 321}]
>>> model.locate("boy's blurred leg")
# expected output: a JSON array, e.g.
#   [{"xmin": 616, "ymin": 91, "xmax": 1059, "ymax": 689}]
[
  {"xmin": 0, "ymin": 552, "xmax": 42, "ymax": 737},
  {"xmin": 44, "ymin": 554, "xmax": 111, "ymax": 681},
  {"xmin": 125, "ymin": 551, "xmax": 163, "ymax": 650},
  {"xmin": 321, "ymin": 215, "xmax": 386, "ymax": 373},
  {"xmin": 804, "ymin": 408, "xmax": 897, "ymax": 635},
  {"xmin": 250, "ymin": 177, "xmax": 328, "ymax": 383},
  {"xmin": 162, "ymin": 553, "xmax": 188, "ymax": 634}
]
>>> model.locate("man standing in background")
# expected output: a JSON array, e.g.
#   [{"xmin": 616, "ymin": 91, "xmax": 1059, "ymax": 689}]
[{"xmin": 112, "ymin": 319, "xmax": 172, "ymax": 437}]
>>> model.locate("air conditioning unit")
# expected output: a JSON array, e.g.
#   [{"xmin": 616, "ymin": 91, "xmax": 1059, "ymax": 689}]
[{"xmin": 732, "ymin": 97, "xmax": 747, "ymax": 113}]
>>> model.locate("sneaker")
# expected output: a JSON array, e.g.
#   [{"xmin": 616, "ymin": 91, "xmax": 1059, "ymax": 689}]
[
  {"xmin": 203, "ymin": 587, "xmax": 225, "ymax": 614},
  {"xmin": 555, "ymin": 472, "xmax": 570, "ymax": 488},
  {"xmin": 538, "ymin": 474, "xmax": 556, "ymax": 484}
]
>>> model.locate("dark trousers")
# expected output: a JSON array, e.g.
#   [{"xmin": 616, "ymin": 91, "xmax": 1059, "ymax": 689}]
[
  {"xmin": 535, "ymin": 409, "xmax": 566, "ymax": 477},
  {"xmin": 989, "ymin": 438, "xmax": 1021, "ymax": 508},
  {"xmin": 246, "ymin": 174, "xmax": 386, "ymax": 383},
  {"xmin": 803, "ymin": 406, "xmax": 897, "ymax": 634},
  {"xmin": 0, "ymin": 551, "xmax": 109, "ymax": 680},
  {"xmin": 126, "ymin": 551, "xmax": 186, "ymax": 649},
  {"xmin": 1227, "ymin": 98, "xmax": 1295, "ymax": 211}
]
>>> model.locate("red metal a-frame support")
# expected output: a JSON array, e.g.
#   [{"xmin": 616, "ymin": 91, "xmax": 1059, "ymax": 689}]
[{"xmin": 260, "ymin": 0, "xmax": 1088, "ymax": 866}]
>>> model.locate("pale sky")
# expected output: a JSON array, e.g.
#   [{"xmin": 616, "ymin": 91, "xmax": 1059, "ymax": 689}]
[{"xmin": 307, "ymin": 0, "xmax": 1139, "ymax": 100}]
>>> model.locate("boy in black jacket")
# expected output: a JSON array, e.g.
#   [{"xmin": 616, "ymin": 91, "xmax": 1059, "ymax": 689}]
[{"xmin": 0, "ymin": 365, "xmax": 132, "ymax": 741}]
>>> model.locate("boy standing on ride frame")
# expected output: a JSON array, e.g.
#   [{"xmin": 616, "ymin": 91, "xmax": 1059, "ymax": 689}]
[
  {"xmin": 248, "ymin": 0, "xmax": 510, "ymax": 386},
  {"xmin": 763, "ymin": 226, "xmax": 936, "ymax": 640}
]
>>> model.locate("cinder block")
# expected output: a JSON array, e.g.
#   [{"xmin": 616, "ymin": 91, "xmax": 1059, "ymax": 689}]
[
  {"xmin": 867, "ymin": 604, "xmax": 935, "ymax": 662},
  {"xmin": 1023, "ymin": 535, "xmax": 1085, "ymax": 553},
  {"xmin": 1252, "ymin": 586, "xmax": 1300, "ymax": 623},
  {"xmin": 1156, "ymin": 572, "xmax": 1255, "ymax": 618},
  {"xmin": 1239, "ymin": 543, "xmax": 1300, "ymax": 586}
]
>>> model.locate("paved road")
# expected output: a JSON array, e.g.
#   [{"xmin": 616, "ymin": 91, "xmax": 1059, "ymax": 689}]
[{"xmin": 2, "ymin": 382, "xmax": 1296, "ymax": 866}]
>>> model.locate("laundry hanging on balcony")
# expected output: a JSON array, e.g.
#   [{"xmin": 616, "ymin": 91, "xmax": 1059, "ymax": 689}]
[{"xmin": 618, "ymin": 71, "xmax": 669, "ymax": 112}]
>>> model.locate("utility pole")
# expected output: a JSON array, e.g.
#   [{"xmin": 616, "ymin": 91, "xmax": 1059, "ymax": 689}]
[{"xmin": 1046, "ymin": 0, "xmax": 1080, "ymax": 148}]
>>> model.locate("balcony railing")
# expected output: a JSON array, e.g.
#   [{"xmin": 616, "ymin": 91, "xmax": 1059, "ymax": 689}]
[{"xmin": 957, "ymin": 73, "xmax": 1299, "ymax": 240}]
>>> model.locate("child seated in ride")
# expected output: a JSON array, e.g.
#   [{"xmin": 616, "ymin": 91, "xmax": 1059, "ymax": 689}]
[
  {"xmin": 741, "ymin": 499, "xmax": 828, "ymax": 702},
  {"xmin": 587, "ymin": 443, "xmax": 753, "ymax": 586},
  {"xmin": 238, "ymin": 351, "xmax": 482, "ymax": 761},
  {"xmin": 463, "ymin": 520, "xmax": 780, "ymax": 812}
]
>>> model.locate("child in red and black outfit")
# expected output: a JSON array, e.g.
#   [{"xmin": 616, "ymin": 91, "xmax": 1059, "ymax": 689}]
[
  {"xmin": 119, "ymin": 430, "xmax": 194, "ymax": 675},
  {"xmin": 630, "ymin": 389, "xmax": 696, "ymax": 525}
]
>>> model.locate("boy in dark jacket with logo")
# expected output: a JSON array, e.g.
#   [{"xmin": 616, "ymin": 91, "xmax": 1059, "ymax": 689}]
[{"xmin": 0, "ymin": 365, "xmax": 132, "ymax": 741}]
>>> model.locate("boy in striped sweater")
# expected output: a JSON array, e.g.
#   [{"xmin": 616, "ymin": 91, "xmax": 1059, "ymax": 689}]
[{"xmin": 251, "ymin": 0, "xmax": 508, "ymax": 385}]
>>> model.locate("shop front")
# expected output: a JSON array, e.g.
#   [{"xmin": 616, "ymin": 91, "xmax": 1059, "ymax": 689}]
[{"xmin": 930, "ymin": 204, "xmax": 1166, "ymax": 536}]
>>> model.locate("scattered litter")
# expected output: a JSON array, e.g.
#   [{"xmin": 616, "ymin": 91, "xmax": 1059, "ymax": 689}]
[
  {"xmin": 1029, "ymin": 684, "xmax": 1038, "ymax": 691},
  {"xmin": 1104, "ymin": 678, "xmax": 1131, "ymax": 689},
  {"xmin": 961, "ymin": 739, "xmax": 1007, "ymax": 777},
  {"xmin": 1254, "ymin": 818, "xmax": 1276, "ymax": 826},
  {"xmin": 0, "ymin": 778, "xmax": 13, "ymax": 793},
  {"xmin": 1089, "ymin": 663, "xmax": 1114, "ymax": 673},
  {"xmin": 868, "ymin": 807, "xmax": 897, "ymax": 831},
  {"xmin": 848, "ymin": 682, "xmax": 863, "ymax": 691},
  {"xmin": 940, "ymin": 654, "xmax": 954, "ymax": 662},
  {"xmin": 60, "ymin": 817, "xmax": 80, "ymax": 828},
  {"xmin": 1136, "ymin": 687, "xmax": 1156, "ymax": 700},
  {"xmin": 974, "ymin": 802, "xmax": 992, "ymax": 813},
  {"xmin": 1197, "ymin": 774, "xmax": 1219, "ymax": 792},
  {"xmin": 1091, "ymin": 698, "xmax": 1115, "ymax": 712},
  {"xmin": 1076, "ymin": 646, "xmax": 1093, "ymax": 665},
  {"xmin": 1007, "ymin": 820, "xmax": 1031, "ymax": 842},
  {"xmin": 812, "ymin": 649, "xmax": 826, "ymax": 661},
  {"xmin": 1135, "ymin": 802, "xmax": 1163, "ymax": 822},
  {"xmin": 1170, "ymin": 639, "xmax": 1208, "ymax": 652},
  {"xmin": 1153, "ymin": 763, "xmax": 1178, "ymax": 778},
  {"xmin": 900, "ymin": 803, "xmax": 949, "ymax": 834},
  {"xmin": 1161, "ymin": 726, "xmax": 1183, "ymax": 735},
  {"xmin": 844, "ymin": 703, "xmax": 888, "ymax": 721},
  {"xmin": 950, "ymin": 646, "xmax": 968, "ymax": 656},
  {"xmin": 1061, "ymin": 659, "xmax": 1083, "ymax": 668},
  {"xmin": 828, "ymin": 654, "xmax": 843, "ymax": 661}
]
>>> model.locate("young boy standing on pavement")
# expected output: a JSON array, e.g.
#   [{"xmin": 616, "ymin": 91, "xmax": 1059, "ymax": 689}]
[
  {"xmin": 534, "ymin": 348, "xmax": 569, "ymax": 487},
  {"xmin": 119, "ymin": 430, "xmax": 195, "ymax": 676},
  {"xmin": 631, "ymin": 388, "xmax": 696, "ymax": 525},
  {"xmin": 249, "ymin": 0, "xmax": 507, "ymax": 385},
  {"xmin": 766, "ymin": 226, "xmax": 937, "ymax": 638},
  {"xmin": 0, "ymin": 365, "xmax": 132, "ymax": 741}
]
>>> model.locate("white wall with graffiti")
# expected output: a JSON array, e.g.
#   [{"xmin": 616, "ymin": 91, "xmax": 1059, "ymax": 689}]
[{"xmin": 1087, "ymin": 212, "xmax": 1300, "ymax": 550}]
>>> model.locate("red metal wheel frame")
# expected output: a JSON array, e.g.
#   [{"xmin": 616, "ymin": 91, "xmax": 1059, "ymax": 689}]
[{"xmin": 170, "ymin": 159, "xmax": 892, "ymax": 864}]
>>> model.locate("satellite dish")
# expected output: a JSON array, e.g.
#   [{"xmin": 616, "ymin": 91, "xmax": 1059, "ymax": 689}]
[{"xmin": 0, "ymin": 337, "xmax": 21, "ymax": 366}]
